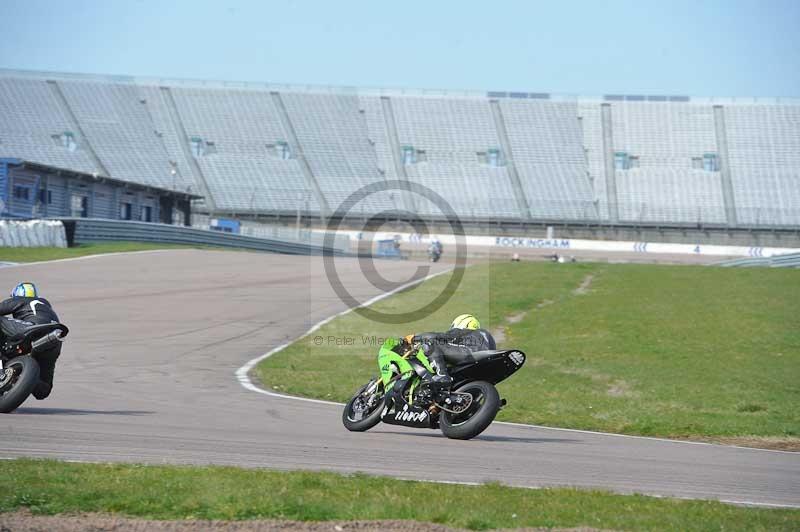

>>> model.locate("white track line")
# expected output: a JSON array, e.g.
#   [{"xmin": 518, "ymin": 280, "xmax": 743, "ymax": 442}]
[
  {"xmin": 2, "ymin": 249, "xmax": 178, "ymax": 269},
  {"xmin": 235, "ymin": 267, "xmax": 453, "ymax": 405},
  {"xmin": 236, "ymin": 266, "xmax": 798, "ymax": 457},
  {"xmin": 493, "ymin": 420, "xmax": 800, "ymax": 455}
]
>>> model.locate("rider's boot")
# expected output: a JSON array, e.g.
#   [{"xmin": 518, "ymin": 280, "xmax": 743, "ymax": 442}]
[
  {"xmin": 424, "ymin": 357, "xmax": 452, "ymax": 389},
  {"xmin": 32, "ymin": 381, "xmax": 52, "ymax": 400},
  {"xmin": 418, "ymin": 343, "xmax": 452, "ymax": 391}
]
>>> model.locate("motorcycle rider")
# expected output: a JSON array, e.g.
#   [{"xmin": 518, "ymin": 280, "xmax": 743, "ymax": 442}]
[
  {"xmin": 406, "ymin": 314, "xmax": 496, "ymax": 388},
  {"xmin": 428, "ymin": 238, "xmax": 443, "ymax": 261},
  {"xmin": 0, "ymin": 283, "xmax": 62, "ymax": 400}
]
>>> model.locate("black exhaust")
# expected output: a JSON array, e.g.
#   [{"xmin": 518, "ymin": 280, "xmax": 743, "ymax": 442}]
[{"xmin": 31, "ymin": 330, "xmax": 65, "ymax": 353}]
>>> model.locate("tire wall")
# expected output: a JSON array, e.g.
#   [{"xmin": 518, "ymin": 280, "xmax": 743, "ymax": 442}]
[{"xmin": 0, "ymin": 220, "xmax": 67, "ymax": 248}]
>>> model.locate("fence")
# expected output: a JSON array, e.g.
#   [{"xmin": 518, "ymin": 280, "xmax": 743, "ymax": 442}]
[
  {"xmin": 59, "ymin": 218, "xmax": 351, "ymax": 256},
  {"xmin": 190, "ymin": 214, "xmax": 352, "ymax": 251},
  {"xmin": 716, "ymin": 252, "xmax": 800, "ymax": 268}
]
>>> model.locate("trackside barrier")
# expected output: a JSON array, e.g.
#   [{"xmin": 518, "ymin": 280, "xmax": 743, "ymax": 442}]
[
  {"xmin": 375, "ymin": 239, "xmax": 403, "ymax": 259},
  {"xmin": 59, "ymin": 218, "xmax": 350, "ymax": 256},
  {"xmin": 0, "ymin": 220, "xmax": 67, "ymax": 247},
  {"xmin": 332, "ymin": 230, "xmax": 800, "ymax": 258},
  {"xmin": 716, "ymin": 252, "xmax": 800, "ymax": 268}
]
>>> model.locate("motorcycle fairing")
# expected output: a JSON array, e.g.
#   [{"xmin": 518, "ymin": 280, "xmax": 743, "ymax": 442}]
[
  {"xmin": 380, "ymin": 395, "xmax": 436, "ymax": 429},
  {"xmin": 378, "ymin": 341, "xmax": 433, "ymax": 388},
  {"xmin": 450, "ymin": 350, "xmax": 526, "ymax": 387}
]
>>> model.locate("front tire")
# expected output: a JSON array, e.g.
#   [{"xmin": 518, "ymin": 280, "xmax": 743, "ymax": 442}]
[
  {"xmin": 342, "ymin": 379, "xmax": 385, "ymax": 432},
  {"xmin": 0, "ymin": 356, "xmax": 40, "ymax": 413},
  {"xmin": 439, "ymin": 380, "xmax": 500, "ymax": 440}
]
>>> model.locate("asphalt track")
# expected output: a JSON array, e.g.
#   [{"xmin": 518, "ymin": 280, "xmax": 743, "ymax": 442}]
[{"xmin": 1, "ymin": 250, "xmax": 798, "ymax": 508}]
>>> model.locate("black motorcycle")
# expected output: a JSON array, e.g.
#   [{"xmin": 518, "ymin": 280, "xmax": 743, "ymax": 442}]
[
  {"xmin": 0, "ymin": 322, "xmax": 69, "ymax": 413},
  {"xmin": 343, "ymin": 344, "xmax": 526, "ymax": 440}
]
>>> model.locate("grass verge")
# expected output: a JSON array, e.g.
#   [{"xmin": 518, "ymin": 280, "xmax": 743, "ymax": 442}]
[
  {"xmin": 0, "ymin": 241, "xmax": 215, "ymax": 263},
  {"xmin": 2, "ymin": 459, "xmax": 798, "ymax": 530},
  {"xmin": 256, "ymin": 262, "xmax": 800, "ymax": 443}
]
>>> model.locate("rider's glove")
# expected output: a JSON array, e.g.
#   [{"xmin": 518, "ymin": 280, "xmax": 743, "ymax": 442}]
[{"xmin": 381, "ymin": 337, "xmax": 401, "ymax": 350}]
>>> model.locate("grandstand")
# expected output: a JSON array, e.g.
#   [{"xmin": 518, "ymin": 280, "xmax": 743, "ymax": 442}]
[{"xmin": 0, "ymin": 69, "xmax": 798, "ymax": 230}]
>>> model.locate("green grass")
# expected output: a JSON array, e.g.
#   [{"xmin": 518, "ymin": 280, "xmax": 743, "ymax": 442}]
[
  {"xmin": 257, "ymin": 262, "xmax": 800, "ymax": 440},
  {"xmin": 0, "ymin": 241, "xmax": 213, "ymax": 263},
  {"xmin": 2, "ymin": 459, "xmax": 797, "ymax": 530}
]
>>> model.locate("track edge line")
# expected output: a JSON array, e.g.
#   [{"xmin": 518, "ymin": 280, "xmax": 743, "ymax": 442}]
[
  {"xmin": 235, "ymin": 264, "xmax": 797, "ymax": 457},
  {"xmin": 235, "ymin": 266, "xmax": 454, "ymax": 406}
]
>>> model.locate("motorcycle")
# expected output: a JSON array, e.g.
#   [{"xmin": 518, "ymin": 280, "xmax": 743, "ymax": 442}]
[
  {"xmin": 0, "ymin": 321, "xmax": 69, "ymax": 413},
  {"xmin": 342, "ymin": 339, "xmax": 525, "ymax": 440}
]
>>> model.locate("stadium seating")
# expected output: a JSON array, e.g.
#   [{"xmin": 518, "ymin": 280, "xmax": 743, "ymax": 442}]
[
  {"xmin": 58, "ymin": 80, "xmax": 190, "ymax": 191},
  {"xmin": 137, "ymin": 86, "xmax": 197, "ymax": 191},
  {"xmin": 499, "ymin": 99, "xmax": 595, "ymax": 219},
  {"xmin": 0, "ymin": 78, "xmax": 99, "ymax": 175},
  {"xmin": 615, "ymin": 168, "xmax": 727, "ymax": 224},
  {"xmin": 724, "ymin": 105, "xmax": 800, "ymax": 226},
  {"xmin": 364, "ymin": 95, "xmax": 519, "ymax": 218},
  {"xmin": 169, "ymin": 87, "xmax": 314, "ymax": 212},
  {"xmin": 609, "ymin": 102, "xmax": 726, "ymax": 224},
  {"xmin": 281, "ymin": 92, "xmax": 395, "ymax": 213},
  {"xmin": 0, "ymin": 70, "xmax": 798, "ymax": 227},
  {"xmin": 197, "ymin": 155, "xmax": 316, "ymax": 214},
  {"xmin": 578, "ymin": 102, "xmax": 609, "ymax": 220}
]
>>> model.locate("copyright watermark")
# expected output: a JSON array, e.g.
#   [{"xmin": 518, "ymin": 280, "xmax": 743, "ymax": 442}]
[
  {"xmin": 312, "ymin": 334, "xmax": 485, "ymax": 349},
  {"xmin": 313, "ymin": 335, "xmax": 395, "ymax": 347},
  {"xmin": 322, "ymin": 180, "xmax": 467, "ymax": 324}
]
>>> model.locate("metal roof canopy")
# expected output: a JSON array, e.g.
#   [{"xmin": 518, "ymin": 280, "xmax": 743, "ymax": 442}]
[{"xmin": 0, "ymin": 158, "xmax": 203, "ymax": 202}]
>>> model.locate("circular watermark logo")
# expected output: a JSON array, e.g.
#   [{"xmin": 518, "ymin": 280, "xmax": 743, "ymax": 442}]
[{"xmin": 322, "ymin": 180, "xmax": 467, "ymax": 324}]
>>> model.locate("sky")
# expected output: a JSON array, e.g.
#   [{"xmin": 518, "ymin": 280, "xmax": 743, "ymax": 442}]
[{"xmin": 0, "ymin": 0, "xmax": 798, "ymax": 97}]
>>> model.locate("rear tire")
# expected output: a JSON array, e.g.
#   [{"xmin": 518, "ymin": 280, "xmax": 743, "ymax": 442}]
[
  {"xmin": 0, "ymin": 356, "xmax": 40, "ymax": 413},
  {"xmin": 342, "ymin": 379, "xmax": 385, "ymax": 432},
  {"xmin": 439, "ymin": 380, "xmax": 500, "ymax": 440}
]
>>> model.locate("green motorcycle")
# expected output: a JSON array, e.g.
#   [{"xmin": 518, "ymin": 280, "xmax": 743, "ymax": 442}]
[{"xmin": 342, "ymin": 338, "xmax": 526, "ymax": 440}]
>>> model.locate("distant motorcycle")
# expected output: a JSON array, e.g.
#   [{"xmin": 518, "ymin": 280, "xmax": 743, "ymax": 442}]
[
  {"xmin": 343, "ymin": 340, "xmax": 526, "ymax": 440},
  {"xmin": 0, "ymin": 322, "xmax": 69, "ymax": 413},
  {"xmin": 428, "ymin": 242, "xmax": 442, "ymax": 262}
]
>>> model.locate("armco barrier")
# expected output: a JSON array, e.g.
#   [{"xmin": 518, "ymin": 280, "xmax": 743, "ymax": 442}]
[
  {"xmin": 60, "ymin": 218, "xmax": 350, "ymax": 256},
  {"xmin": 717, "ymin": 252, "xmax": 800, "ymax": 268}
]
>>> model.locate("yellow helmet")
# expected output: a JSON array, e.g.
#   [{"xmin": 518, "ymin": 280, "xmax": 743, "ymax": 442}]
[{"xmin": 450, "ymin": 314, "xmax": 480, "ymax": 330}]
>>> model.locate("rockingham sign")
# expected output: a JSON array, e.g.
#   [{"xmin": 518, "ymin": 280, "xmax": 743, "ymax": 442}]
[{"xmin": 494, "ymin": 237, "xmax": 571, "ymax": 249}]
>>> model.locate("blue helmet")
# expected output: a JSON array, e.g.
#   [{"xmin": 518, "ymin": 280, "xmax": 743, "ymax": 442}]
[{"xmin": 11, "ymin": 282, "xmax": 38, "ymax": 298}]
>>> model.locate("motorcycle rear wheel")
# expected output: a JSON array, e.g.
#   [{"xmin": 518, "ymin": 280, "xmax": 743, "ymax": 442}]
[
  {"xmin": 0, "ymin": 355, "xmax": 40, "ymax": 413},
  {"xmin": 342, "ymin": 379, "xmax": 385, "ymax": 432},
  {"xmin": 439, "ymin": 380, "xmax": 500, "ymax": 440}
]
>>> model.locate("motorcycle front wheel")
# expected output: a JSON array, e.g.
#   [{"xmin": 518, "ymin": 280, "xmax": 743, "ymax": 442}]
[
  {"xmin": 0, "ymin": 355, "xmax": 40, "ymax": 413},
  {"xmin": 342, "ymin": 378, "xmax": 385, "ymax": 432}
]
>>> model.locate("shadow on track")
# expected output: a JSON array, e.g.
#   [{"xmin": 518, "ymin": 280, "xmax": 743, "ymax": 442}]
[
  {"xmin": 474, "ymin": 434, "xmax": 582, "ymax": 444},
  {"xmin": 16, "ymin": 407, "xmax": 155, "ymax": 416},
  {"xmin": 371, "ymin": 430, "xmax": 581, "ymax": 445}
]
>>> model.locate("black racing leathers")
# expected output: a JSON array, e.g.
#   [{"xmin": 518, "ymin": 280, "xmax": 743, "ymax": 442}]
[
  {"xmin": 0, "ymin": 297, "xmax": 60, "ymax": 325},
  {"xmin": 413, "ymin": 328, "xmax": 496, "ymax": 383},
  {"xmin": 0, "ymin": 297, "xmax": 61, "ymax": 400}
]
